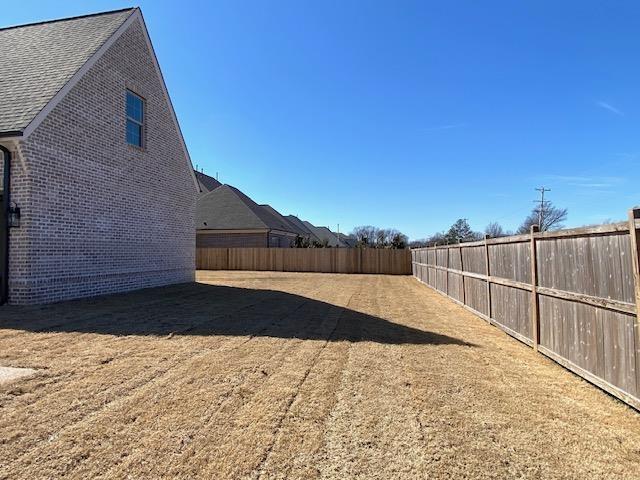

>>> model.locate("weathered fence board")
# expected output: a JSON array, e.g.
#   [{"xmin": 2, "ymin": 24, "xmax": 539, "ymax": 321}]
[
  {"xmin": 412, "ymin": 210, "xmax": 640, "ymax": 410},
  {"xmin": 198, "ymin": 247, "xmax": 412, "ymax": 275}
]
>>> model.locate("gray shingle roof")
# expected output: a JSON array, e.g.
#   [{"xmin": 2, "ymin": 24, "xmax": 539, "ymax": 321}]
[
  {"xmin": 260, "ymin": 205, "xmax": 307, "ymax": 236},
  {"xmin": 194, "ymin": 170, "xmax": 222, "ymax": 193},
  {"xmin": 337, "ymin": 233, "xmax": 357, "ymax": 247},
  {"xmin": 285, "ymin": 215, "xmax": 320, "ymax": 242},
  {"xmin": 302, "ymin": 221, "xmax": 345, "ymax": 247},
  {"xmin": 0, "ymin": 8, "xmax": 135, "ymax": 135},
  {"xmin": 197, "ymin": 185, "xmax": 297, "ymax": 233},
  {"xmin": 256, "ymin": 204, "xmax": 298, "ymax": 233}
]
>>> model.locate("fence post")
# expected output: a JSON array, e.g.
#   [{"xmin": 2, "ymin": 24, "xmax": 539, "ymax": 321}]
[
  {"xmin": 460, "ymin": 246, "xmax": 466, "ymax": 306},
  {"xmin": 484, "ymin": 235, "xmax": 492, "ymax": 321},
  {"xmin": 530, "ymin": 225, "xmax": 540, "ymax": 351},
  {"xmin": 627, "ymin": 208, "xmax": 640, "ymax": 390}
]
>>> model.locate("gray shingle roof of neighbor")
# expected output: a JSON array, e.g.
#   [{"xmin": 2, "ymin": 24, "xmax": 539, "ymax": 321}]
[
  {"xmin": 260, "ymin": 205, "xmax": 306, "ymax": 236},
  {"xmin": 197, "ymin": 184, "xmax": 297, "ymax": 233},
  {"xmin": 0, "ymin": 8, "xmax": 135, "ymax": 135},
  {"xmin": 285, "ymin": 215, "xmax": 320, "ymax": 242},
  {"xmin": 194, "ymin": 170, "xmax": 222, "ymax": 193},
  {"xmin": 302, "ymin": 221, "xmax": 345, "ymax": 247},
  {"xmin": 337, "ymin": 233, "xmax": 357, "ymax": 248}
]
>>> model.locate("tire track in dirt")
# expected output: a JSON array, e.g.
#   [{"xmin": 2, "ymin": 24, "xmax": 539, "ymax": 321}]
[
  {"xmin": 3, "ymin": 272, "xmax": 640, "ymax": 479},
  {"xmin": 63, "ymin": 281, "xmax": 342, "ymax": 479},
  {"xmin": 0, "ymin": 285, "xmax": 325, "ymax": 476},
  {"xmin": 0, "ymin": 286, "xmax": 280, "ymax": 418},
  {"xmin": 251, "ymin": 283, "xmax": 360, "ymax": 480},
  {"xmin": 314, "ymin": 275, "xmax": 431, "ymax": 479},
  {"xmin": 151, "ymin": 281, "xmax": 359, "ymax": 479},
  {"xmin": 99, "ymin": 291, "xmax": 346, "ymax": 479},
  {"xmin": 249, "ymin": 278, "xmax": 368, "ymax": 480},
  {"xmin": 0, "ymin": 281, "xmax": 331, "ymax": 479}
]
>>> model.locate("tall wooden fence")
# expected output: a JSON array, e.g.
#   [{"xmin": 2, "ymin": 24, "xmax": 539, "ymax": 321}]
[
  {"xmin": 197, "ymin": 247, "xmax": 412, "ymax": 275},
  {"xmin": 412, "ymin": 208, "xmax": 640, "ymax": 410}
]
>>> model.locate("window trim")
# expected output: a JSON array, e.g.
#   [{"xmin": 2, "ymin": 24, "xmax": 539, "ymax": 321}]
[{"xmin": 126, "ymin": 90, "xmax": 145, "ymax": 148}]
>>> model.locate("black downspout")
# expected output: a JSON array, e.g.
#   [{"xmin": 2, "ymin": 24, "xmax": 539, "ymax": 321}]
[{"xmin": 0, "ymin": 145, "xmax": 10, "ymax": 305}]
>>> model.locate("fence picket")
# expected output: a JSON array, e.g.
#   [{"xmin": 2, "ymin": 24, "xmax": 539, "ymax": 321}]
[
  {"xmin": 197, "ymin": 247, "xmax": 412, "ymax": 275},
  {"xmin": 411, "ymin": 212, "xmax": 640, "ymax": 411}
]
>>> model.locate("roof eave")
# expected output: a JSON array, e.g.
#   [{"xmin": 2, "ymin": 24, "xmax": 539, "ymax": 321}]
[{"xmin": 0, "ymin": 130, "xmax": 23, "ymax": 140}]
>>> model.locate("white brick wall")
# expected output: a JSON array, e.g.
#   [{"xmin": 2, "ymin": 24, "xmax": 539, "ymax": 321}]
[{"xmin": 6, "ymin": 19, "xmax": 196, "ymax": 304}]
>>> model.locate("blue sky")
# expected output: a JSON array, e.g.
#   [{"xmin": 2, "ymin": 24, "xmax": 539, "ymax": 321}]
[{"xmin": 5, "ymin": 1, "xmax": 639, "ymax": 240}]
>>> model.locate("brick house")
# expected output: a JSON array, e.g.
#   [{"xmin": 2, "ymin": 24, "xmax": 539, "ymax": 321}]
[
  {"xmin": 197, "ymin": 184, "xmax": 300, "ymax": 248},
  {"xmin": 0, "ymin": 8, "xmax": 198, "ymax": 304}
]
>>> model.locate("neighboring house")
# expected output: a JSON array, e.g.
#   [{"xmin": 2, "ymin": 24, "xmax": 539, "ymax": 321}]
[
  {"xmin": 194, "ymin": 170, "xmax": 222, "ymax": 194},
  {"xmin": 260, "ymin": 205, "xmax": 307, "ymax": 239},
  {"xmin": 197, "ymin": 185, "xmax": 298, "ymax": 247},
  {"xmin": 0, "ymin": 8, "xmax": 198, "ymax": 304},
  {"xmin": 337, "ymin": 233, "xmax": 358, "ymax": 248},
  {"xmin": 302, "ymin": 221, "xmax": 345, "ymax": 247},
  {"xmin": 285, "ymin": 215, "xmax": 321, "ymax": 244}
]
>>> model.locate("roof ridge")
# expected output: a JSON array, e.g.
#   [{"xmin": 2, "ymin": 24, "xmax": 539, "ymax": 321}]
[
  {"xmin": 221, "ymin": 185, "xmax": 271, "ymax": 229},
  {"xmin": 260, "ymin": 205, "xmax": 303, "ymax": 234},
  {"xmin": 0, "ymin": 7, "xmax": 136, "ymax": 32}
]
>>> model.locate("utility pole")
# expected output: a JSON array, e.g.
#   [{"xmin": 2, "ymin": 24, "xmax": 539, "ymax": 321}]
[{"xmin": 534, "ymin": 186, "xmax": 551, "ymax": 230}]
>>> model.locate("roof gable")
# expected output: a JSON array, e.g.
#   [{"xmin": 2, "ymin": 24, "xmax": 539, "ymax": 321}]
[
  {"xmin": 0, "ymin": 8, "xmax": 199, "ymax": 192},
  {"xmin": 0, "ymin": 8, "xmax": 135, "ymax": 135}
]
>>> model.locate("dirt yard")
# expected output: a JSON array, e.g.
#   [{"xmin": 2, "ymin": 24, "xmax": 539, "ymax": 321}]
[{"xmin": 0, "ymin": 271, "xmax": 639, "ymax": 479}]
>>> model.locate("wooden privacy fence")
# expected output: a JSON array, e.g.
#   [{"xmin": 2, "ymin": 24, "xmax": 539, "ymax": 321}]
[
  {"xmin": 412, "ymin": 208, "xmax": 640, "ymax": 410},
  {"xmin": 197, "ymin": 247, "xmax": 412, "ymax": 275}
]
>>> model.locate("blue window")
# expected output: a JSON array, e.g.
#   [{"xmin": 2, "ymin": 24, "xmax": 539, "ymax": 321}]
[{"xmin": 126, "ymin": 91, "xmax": 144, "ymax": 147}]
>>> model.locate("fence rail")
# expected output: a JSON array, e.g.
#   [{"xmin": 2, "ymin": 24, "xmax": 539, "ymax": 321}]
[
  {"xmin": 412, "ymin": 209, "xmax": 640, "ymax": 410},
  {"xmin": 197, "ymin": 247, "xmax": 412, "ymax": 275}
]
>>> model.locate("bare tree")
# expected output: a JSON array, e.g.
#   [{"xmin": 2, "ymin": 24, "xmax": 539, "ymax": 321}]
[
  {"xmin": 518, "ymin": 202, "xmax": 568, "ymax": 233},
  {"xmin": 389, "ymin": 230, "xmax": 408, "ymax": 249},
  {"xmin": 351, "ymin": 226, "xmax": 408, "ymax": 249},
  {"xmin": 375, "ymin": 228, "xmax": 388, "ymax": 247},
  {"xmin": 484, "ymin": 222, "xmax": 514, "ymax": 238},
  {"xmin": 425, "ymin": 232, "xmax": 446, "ymax": 246},
  {"xmin": 484, "ymin": 221, "xmax": 505, "ymax": 238},
  {"xmin": 352, "ymin": 225, "xmax": 378, "ymax": 247}
]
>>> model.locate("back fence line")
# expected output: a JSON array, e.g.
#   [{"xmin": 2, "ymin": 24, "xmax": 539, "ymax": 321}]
[
  {"xmin": 196, "ymin": 247, "xmax": 412, "ymax": 275},
  {"xmin": 412, "ymin": 209, "xmax": 640, "ymax": 411}
]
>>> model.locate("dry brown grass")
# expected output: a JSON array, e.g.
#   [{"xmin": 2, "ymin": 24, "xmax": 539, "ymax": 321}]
[{"xmin": 0, "ymin": 271, "xmax": 639, "ymax": 479}]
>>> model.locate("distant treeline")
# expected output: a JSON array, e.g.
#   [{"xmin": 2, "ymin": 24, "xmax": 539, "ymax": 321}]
[{"xmin": 410, "ymin": 201, "xmax": 569, "ymax": 248}]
